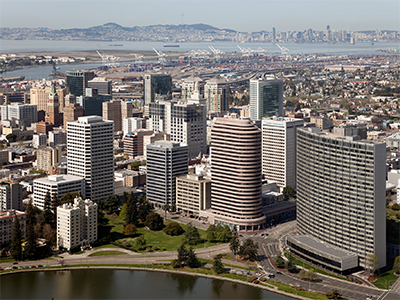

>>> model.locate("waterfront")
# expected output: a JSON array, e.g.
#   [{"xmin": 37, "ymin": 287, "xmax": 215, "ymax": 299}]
[{"xmin": 1, "ymin": 269, "xmax": 294, "ymax": 299}]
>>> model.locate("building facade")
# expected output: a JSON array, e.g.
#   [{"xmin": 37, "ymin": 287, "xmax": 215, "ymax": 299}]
[
  {"xmin": 144, "ymin": 74, "xmax": 172, "ymax": 104},
  {"xmin": 66, "ymin": 70, "xmax": 95, "ymax": 97},
  {"xmin": 176, "ymin": 174, "xmax": 211, "ymax": 215},
  {"xmin": 262, "ymin": 117, "xmax": 304, "ymax": 189},
  {"xmin": 0, "ymin": 181, "xmax": 23, "ymax": 211},
  {"xmin": 296, "ymin": 127, "xmax": 386, "ymax": 269},
  {"xmin": 0, "ymin": 210, "xmax": 26, "ymax": 247},
  {"xmin": 30, "ymin": 86, "xmax": 67, "ymax": 113},
  {"xmin": 146, "ymin": 141, "xmax": 188, "ymax": 209},
  {"xmin": 250, "ymin": 77, "xmax": 283, "ymax": 120},
  {"xmin": 0, "ymin": 103, "xmax": 38, "ymax": 127},
  {"xmin": 67, "ymin": 116, "xmax": 114, "ymax": 201},
  {"xmin": 63, "ymin": 103, "xmax": 84, "ymax": 129},
  {"xmin": 211, "ymin": 118, "xmax": 265, "ymax": 231},
  {"xmin": 204, "ymin": 78, "xmax": 229, "ymax": 115}
]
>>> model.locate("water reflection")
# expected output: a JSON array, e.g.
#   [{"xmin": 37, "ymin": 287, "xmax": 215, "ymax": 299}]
[{"xmin": 170, "ymin": 273, "xmax": 198, "ymax": 294}]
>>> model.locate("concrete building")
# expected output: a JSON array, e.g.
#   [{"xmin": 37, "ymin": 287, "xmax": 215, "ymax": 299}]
[
  {"xmin": 33, "ymin": 175, "xmax": 85, "ymax": 210},
  {"xmin": 45, "ymin": 85, "xmax": 61, "ymax": 127},
  {"xmin": 37, "ymin": 146, "xmax": 62, "ymax": 173},
  {"xmin": 87, "ymin": 77, "xmax": 112, "ymax": 95},
  {"xmin": 262, "ymin": 117, "xmax": 304, "ymax": 189},
  {"xmin": 143, "ymin": 132, "xmax": 170, "ymax": 157},
  {"xmin": 63, "ymin": 103, "xmax": 84, "ymax": 129},
  {"xmin": 149, "ymin": 99, "xmax": 207, "ymax": 158},
  {"xmin": 123, "ymin": 117, "xmax": 143, "ymax": 136},
  {"xmin": 204, "ymin": 77, "xmax": 229, "ymax": 115},
  {"xmin": 0, "ymin": 150, "xmax": 8, "ymax": 166},
  {"xmin": 102, "ymin": 100, "xmax": 121, "ymax": 132},
  {"xmin": 181, "ymin": 76, "xmax": 204, "ymax": 100},
  {"xmin": 309, "ymin": 116, "xmax": 333, "ymax": 130},
  {"xmin": 66, "ymin": 70, "xmax": 95, "ymax": 97},
  {"xmin": 144, "ymin": 74, "xmax": 172, "ymax": 104},
  {"xmin": 49, "ymin": 130, "xmax": 66, "ymax": 146},
  {"xmin": 0, "ymin": 103, "xmax": 38, "ymax": 127},
  {"xmin": 67, "ymin": 116, "xmax": 114, "ymax": 201},
  {"xmin": 123, "ymin": 129, "xmax": 153, "ymax": 158},
  {"xmin": 32, "ymin": 134, "xmax": 47, "ymax": 148},
  {"xmin": 0, "ymin": 181, "xmax": 23, "ymax": 211},
  {"xmin": 250, "ymin": 76, "xmax": 283, "ymax": 120},
  {"xmin": 176, "ymin": 174, "xmax": 211, "ymax": 215},
  {"xmin": 30, "ymin": 86, "xmax": 67, "ymax": 113},
  {"xmin": 211, "ymin": 118, "xmax": 265, "ymax": 231},
  {"xmin": 0, "ymin": 210, "xmax": 26, "ymax": 247},
  {"xmin": 57, "ymin": 197, "xmax": 97, "ymax": 250},
  {"xmin": 295, "ymin": 127, "xmax": 386, "ymax": 270},
  {"xmin": 146, "ymin": 141, "xmax": 188, "ymax": 209}
]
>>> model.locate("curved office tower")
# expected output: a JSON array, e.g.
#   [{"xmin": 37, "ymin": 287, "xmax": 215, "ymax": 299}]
[
  {"xmin": 211, "ymin": 118, "xmax": 265, "ymax": 231},
  {"xmin": 295, "ymin": 127, "xmax": 386, "ymax": 269}
]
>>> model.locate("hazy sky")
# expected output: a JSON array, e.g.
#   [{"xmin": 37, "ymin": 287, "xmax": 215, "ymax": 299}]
[{"xmin": 1, "ymin": 0, "xmax": 399, "ymax": 32}]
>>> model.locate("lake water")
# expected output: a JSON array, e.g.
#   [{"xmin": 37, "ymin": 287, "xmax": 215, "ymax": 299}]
[{"xmin": 0, "ymin": 269, "xmax": 294, "ymax": 299}]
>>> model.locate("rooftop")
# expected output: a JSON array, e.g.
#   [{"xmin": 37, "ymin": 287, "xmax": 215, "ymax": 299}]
[{"xmin": 34, "ymin": 174, "xmax": 84, "ymax": 185}]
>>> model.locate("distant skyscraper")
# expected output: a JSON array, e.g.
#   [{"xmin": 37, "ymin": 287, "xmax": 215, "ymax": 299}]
[
  {"xmin": 250, "ymin": 76, "xmax": 283, "ymax": 120},
  {"xmin": 63, "ymin": 103, "xmax": 84, "ymax": 129},
  {"xmin": 76, "ymin": 88, "xmax": 112, "ymax": 116},
  {"xmin": 295, "ymin": 127, "xmax": 386, "ymax": 270},
  {"xmin": 262, "ymin": 117, "xmax": 304, "ymax": 189},
  {"xmin": 204, "ymin": 77, "xmax": 229, "ymax": 115},
  {"xmin": 67, "ymin": 116, "xmax": 114, "ymax": 201},
  {"xmin": 45, "ymin": 85, "xmax": 61, "ymax": 127},
  {"xmin": 211, "ymin": 118, "xmax": 265, "ymax": 231},
  {"xmin": 181, "ymin": 76, "xmax": 204, "ymax": 100},
  {"xmin": 66, "ymin": 70, "xmax": 95, "ymax": 97},
  {"xmin": 146, "ymin": 141, "xmax": 188, "ymax": 209},
  {"xmin": 87, "ymin": 77, "xmax": 112, "ymax": 95},
  {"xmin": 144, "ymin": 74, "xmax": 172, "ymax": 105},
  {"xmin": 30, "ymin": 86, "xmax": 67, "ymax": 113},
  {"xmin": 272, "ymin": 27, "xmax": 276, "ymax": 42}
]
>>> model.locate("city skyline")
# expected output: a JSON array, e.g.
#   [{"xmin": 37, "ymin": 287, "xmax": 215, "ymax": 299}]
[{"xmin": 1, "ymin": 0, "xmax": 399, "ymax": 32}]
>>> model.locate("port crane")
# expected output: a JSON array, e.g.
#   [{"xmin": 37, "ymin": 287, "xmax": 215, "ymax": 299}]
[
  {"xmin": 153, "ymin": 48, "xmax": 167, "ymax": 63},
  {"xmin": 96, "ymin": 51, "xmax": 121, "ymax": 67},
  {"xmin": 275, "ymin": 43, "xmax": 290, "ymax": 55},
  {"xmin": 208, "ymin": 46, "xmax": 224, "ymax": 60},
  {"xmin": 129, "ymin": 53, "xmax": 144, "ymax": 62}
]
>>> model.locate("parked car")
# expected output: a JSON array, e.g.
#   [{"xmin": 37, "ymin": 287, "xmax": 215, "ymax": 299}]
[
  {"xmin": 276, "ymin": 271, "xmax": 282, "ymax": 275},
  {"xmin": 5, "ymin": 267, "xmax": 12, "ymax": 270},
  {"xmin": 12, "ymin": 262, "xmax": 18, "ymax": 265},
  {"xmin": 37, "ymin": 265, "xmax": 43, "ymax": 268},
  {"xmin": 30, "ymin": 265, "xmax": 36, "ymax": 268},
  {"xmin": 23, "ymin": 266, "xmax": 29, "ymax": 269},
  {"xmin": 12, "ymin": 266, "xmax": 18, "ymax": 269}
]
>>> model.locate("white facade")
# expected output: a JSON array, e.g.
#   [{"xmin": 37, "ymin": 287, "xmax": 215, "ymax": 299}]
[
  {"xmin": 0, "ymin": 103, "xmax": 38, "ymax": 127},
  {"xmin": 262, "ymin": 117, "xmax": 304, "ymax": 189},
  {"xmin": 123, "ymin": 117, "xmax": 142, "ymax": 136},
  {"xmin": 57, "ymin": 197, "xmax": 97, "ymax": 250},
  {"xmin": 33, "ymin": 134, "xmax": 47, "ymax": 148},
  {"xmin": 33, "ymin": 175, "xmax": 85, "ymax": 210},
  {"xmin": 67, "ymin": 116, "xmax": 114, "ymax": 201},
  {"xmin": 250, "ymin": 77, "xmax": 283, "ymax": 120}
]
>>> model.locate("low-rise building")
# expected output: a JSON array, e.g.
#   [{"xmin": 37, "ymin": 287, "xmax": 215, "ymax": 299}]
[
  {"xmin": 57, "ymin": 197, "xmax": 97, "ymax": 250},
  {"xmin": 0, "ymin": 210, "xmax": 26, "ymax": 247},
  {"xmin": 176, "ymin": 174, "xmax": 211, "ymax": 215}
]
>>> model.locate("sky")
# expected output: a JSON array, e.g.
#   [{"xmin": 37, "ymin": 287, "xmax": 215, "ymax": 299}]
[{"xmin": 1, "ymin": 0, "xmax": 399, "ymax": 32}]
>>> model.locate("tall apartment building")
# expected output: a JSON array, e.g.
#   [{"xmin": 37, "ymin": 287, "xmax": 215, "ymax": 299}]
[
  {"xmin": 250, "ymin": 77, "xmax": 283, "ymax": 120},
  {"xmin": 123, "ymin": 117, "xmax": 144, "ymax": 136},
  {"xmin": 211, "ymin": 118, "xmax": 265, "ymax": 231},
  {"xmin": 123, "ymin": 129, "xmax": 153, "ymax": 158},
  {"xmin": 45, "ymin": 85, "xmax": 61, "ymax": 127},
  {"xmin": 63, "ymin": 103, "xmax": 84, "ymax": 129},
  {"xmin": 37, "ymin": 146, "xmax": 62, "ymax": 173},
  {"xmin": 66, "ymin": 70, "xmax": 95, "ymax": 97},
  {"xmin": 0, "ymin": 210, "xmax": 26, "ymax": 248},
  {"xmin": 33, "ymin": 175, "xmax": 85, "ymax": 210},
  {"xmin": 87, "ymin": 77, "xmax": 112, "ymax": 95},
  {"xmin": 262, "ymin": 117, "xmax": 304, "ymax": 189},
  {"xmin": 146, "ymin": 141, "xmax": 188, "ymax": 209},
  {"xmin": 143, "ymin": 132, "xmax": 170, "ymax": 157},
  {"xmin": 30, "ymin": 86, "xmax": 67, "ymax": 113},
  {"xmin": 57, "ymin": 197, "xmax": 97, "ymax": 250},
  {"xmin": 149, "ymin": 100, "xmax": 206, "ymax": 158},
  {"xmin": 67, "ymin": 116, "xmax": 114, "ymax": 201},
  {"xmin": 144, "ymin": 74, "xmax": 172, "ymax": 104},
  {"xmin": 176, "ymin": 174, "xmax": 211, "ymax": 215},
  {"xmin": 0, "ymin": 181, "xmax": 23, "ymax": 211},
  {"xmin": 103, "ymin": 100, "xmax": 132, "ymax": 132},
  {"xmin": 0, "ymin": 103, "xmax": 38, "ymax": 127},
  {"xmin": 181, "ymin": 76, "xmax": 204, "ymax": 100},
  {"xmin": 204, "ymin": 77, "xmax": 229, "ymax": 115},
  {"xmin": 295, "ymin": 127, "xmax": 386, "ymax": 270}
]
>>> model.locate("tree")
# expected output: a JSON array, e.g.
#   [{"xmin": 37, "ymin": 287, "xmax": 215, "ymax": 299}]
[
  {"xmin": 238, "ymin": 238, "xmax": 258, "ymax": 261},
  {"xmin": 229, "ymin": 227, "xmax": 240, "ymax": 255},
  {"xmin": 119, "ymin": 203, "xmax": 127, "ymax": 219},
  {"xmin": 103, "ymin": 195, "xmax": 120, "ymax": 215},
  {"xmin": 60, "ymin": 192, "xmax": 84, "ymax": 204},
  {"xmin": 393, "ymin": 256, "xmax": 400, "ymax": 274},
  {"xmin": 163, "ymin": 222, "xmax": 184, "ymax": 236},
  {"xmin": 366, "ymin": 254, "xmax": 379, "ymax": 275},
  {"xmin": 283, "ymin": 186, "xmax": 296, "ymax": 201},
  {"xmin": 43, "ymin": 223, "xmax": 55, "ymax": 250},
  {"xmin": 207, "ymin": 225, "xmax": 217, "ymax": 242},
  {"xmin": 162, "ymin": 204, "xmax": 170, "ymax": 220},
  {"xmin": 121, "ymin": 192, "xmax": 129, "ymax": 205},
  {"xmin": 183, "ymin": 223, "xmax": 201, "ymax": 245},
  {"xmin": 131, "ymin": 160, "xmax": 140, "ymax": 171},
  {"xmin": 135, "ymin": 235, "xmax": 146, "ymax": 250},
  {"xmin": 10, "ymin": 215, "xmax": 22, "ymax": 260},
  {"xmin": 43, "ymin": 191, "xmax": 53, "ymax": 225},
  {"xmin": 326, "ymin": 289, "xmax": 344, "ymax": 300},
  {"xmin": 125, "ymin": 193, "xmax": 138, "ymax": 225},
  {"xmin": 186, "ymin": 247, "xmax": 199, "ymax": 268},
  {"xmin": 137, "ymin": 195, "xmax": 153, "ymax": 222},
  {"xmin": 285, "ymin": 257, "xmax": 297, "ymax": 273},
  {"xmin": 392, "ymin": 203, "xmax": 400, "ymax": 211},
  {"xmin": 144, "ymin": 212, "xmax": 164, "ymax": 231},
  {"xmin": 275, "ymin": 255, "xmax": 285, "ymax": 268},
  {"xmin": 176, "ymin": 243, "xmax": 189, "ymax": 268},
  {"xmin": 299, "ymin": 269, "xmax": 307, "ymax": 279},
  {"xmin": 218, "ymin": 225, "xmax": 232, "ymax": 243},
  {"xmin": 24, "ymin": 216, "xmax": 37, "ymax": 260},
  {"xmin": 123, "ymin": 224, "xmax": 137, "ymax": 236},
  {"xmin": 51, "ymin": 192, "xmax": 60, "ymax": 229},
  {"xmin": 213, "ymin": 254, "xmax": 225, "ymax": 274}
]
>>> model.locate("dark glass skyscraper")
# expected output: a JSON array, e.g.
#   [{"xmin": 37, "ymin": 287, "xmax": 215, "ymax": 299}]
[
  {"xmin": 249, "ymin": 77, "xmax": 283, "ymax": 120},
  {"xmin": 66, "ymin": 71, "xmax": 95, "ymax": 97}
]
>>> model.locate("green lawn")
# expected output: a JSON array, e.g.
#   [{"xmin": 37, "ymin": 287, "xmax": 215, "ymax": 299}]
[
  {"xmin": 93, "ymin": 244, "xmax": 121, "ymax": 249},
  {"xmin": 284, "ymin": 253, "xmax": 349, "ymax": 281},
  {"xmin": 373, "ymin": 269, "xmax": 399, "ymax": 289},
  {"xmin": 107, "ymin": 214, "xmax": 222, "ymax": 252},
  {"xmin": 266, "ymin": 280, "xmax": 328, "ymax": 300},
  {"xmin": 88, "ymin": 251, "xmax": 127, "ymax": 257}
]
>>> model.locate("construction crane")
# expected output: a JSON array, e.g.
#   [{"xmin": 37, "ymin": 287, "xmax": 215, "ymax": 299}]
[
  {"xmin": 275, "ymin": 43, "xmax": 290, "ymax": 55},
  {"xmin": 96, "ymin": 50, "xmax": 121, "ymax": 67},
  {"xmin": 153, "ymin": 48, "xmax": 167, "ymax": 63}
]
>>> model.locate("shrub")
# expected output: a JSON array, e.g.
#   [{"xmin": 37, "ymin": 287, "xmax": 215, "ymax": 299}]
[
  {"xmin": 144, "ymin": 212, "xmax": 164, "ymax": 231},
  {"xmin": 392, "ymin": 203, "xmax": 400, "ymax": 211},
  {"xmin": 163, "ymin": 222, "xmax": 184, "ymax": 236},
  {"xmin": 123, "ymin": 224, "xmax": 137, "ymax": 236}
]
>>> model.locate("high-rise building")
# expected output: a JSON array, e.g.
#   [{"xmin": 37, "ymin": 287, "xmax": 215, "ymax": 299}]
[
  {"xmin": 67, "ymin": 116, "xmax": 114, "ymax": 201},
  {"xmin": 0, "ymin": 103, "xmax": 38, "ymax": 127},
  {"xmin": 181, "ymin": 76, "xmax": 204, "ymax": 100},
  {"xmin": 76, "ymin": 88, "xmax": 112, "ymax": 117},
  {"xmin": 250, "ymin": 77, "xmax": 283, "ymax": 120},
  {"xmin": 123, "ymin": 117, "xmax": 143, "ymax": 136},
  {"xmin": 149, "ymin": 99, "xmax": 206, "ymax": 158},
  {"xmin": 204, "ymin": 77, "xmax": 229, "ymax": 115},
  {"xmin": 211, "ymin": 118, "xmax": 265, "ymax": 231},
  {"xmin": 33, "ymin": 175, "xmax": 85, "ymax": 210},
  {"xmin": 57, "ymin": 197, "xmax": 97, "ymax": 250},
  {"xmin": 66, "ymin": 70, "xmax": 95, "ymax": 97},
  {"xmin": 294, "ymin": 127, "xmax": 386, "ymax": 270},
  {"xmin": 262, "ymin": 117, "xmax": 304, "ymax": 189},
  {"xmin": 144, "ymin": 74, "xmax": 172, "ymax": 105},
  {"xmin": 37, "ymin": 146, "xmax": 62, "ymax": 173},
  {"xmin": 32, "ymin": 133, "xmax": 47, "ymax": 148},
  {"xmin": 143, "ymin": 132, "xmax": 170, "ymax": 157},
  {"xmin": 87, "ymin": 77, "xmax": 112, "ymax": 95},
  {"xmin": 0, "ymin": 181, "xmax": 23, "ymax": 211},
  {"xmin": 30, "ymin": 86, "xmax": 67, "ymax": 113},
  {"xmin": 146, "ymin": 141, "xmax": 188, "ymax": 209},
  {"xmin": 49, "ymin": 129, "xmax": 66, "ymax": 146},
  {"xmin": 45, "ymin": 85, "xmax": 61, "ymax": 127},
  {"xmin": 123, "ymin": 129, "xmax": 153, "ymax": 158},
  {"xmin": 272, "ymin": 27, "xmax": 276, "ymax": 42},
  {"xmin": 63, "ymin": 103, "xmax": 84, "ymax": 129},
  {"xmin": 103, "ymin": 100, "xmax": 121, "ymax": 132}
]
